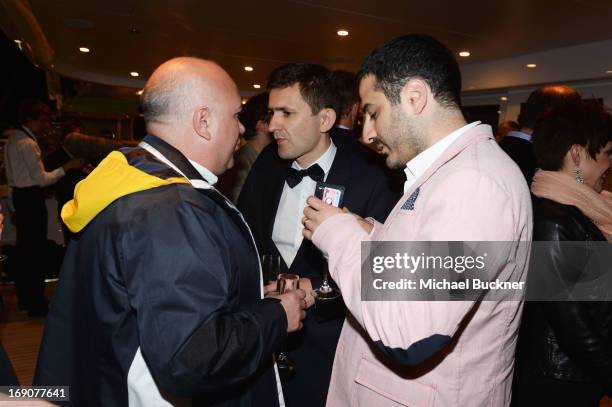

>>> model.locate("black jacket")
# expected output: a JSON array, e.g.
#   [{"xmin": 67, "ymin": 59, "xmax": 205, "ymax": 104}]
[
  {"xmin": 515, "ymin": 197, "xmax": 612, "ymax": 397},
  {"xmin": 34, "ymin": 135, "xmax": 287, "ymax": 406},
  {"xmin": 499, "ymin": 135, "xmax": 536, "ymax": 185},
  {"xmin": 237, "ymin": 138, "xmax": 399, "ymax": 407}
]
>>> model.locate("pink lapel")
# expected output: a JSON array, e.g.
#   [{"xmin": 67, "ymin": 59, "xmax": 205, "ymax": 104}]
[{"xmin": 387, "ymin": 124, "xmax": 494, "ymax": 218}]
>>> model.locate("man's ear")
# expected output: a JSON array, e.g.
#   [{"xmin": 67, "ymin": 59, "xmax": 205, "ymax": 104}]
[
  {"xmin": 319, "ymin": 108, "xmax": 337, "ymax": 133},
  {"xmin": 400, "ymin": 78, "xmax": 429, "ymax": 116},
  {"xmin": 193, "ymin": 106, "xmax": 211, "ymax": 140}
]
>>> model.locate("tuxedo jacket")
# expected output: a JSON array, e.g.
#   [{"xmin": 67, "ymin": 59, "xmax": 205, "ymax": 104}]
[{"xmin": 237, "ymin": 137, "xmax": 399, "ymax": 407}]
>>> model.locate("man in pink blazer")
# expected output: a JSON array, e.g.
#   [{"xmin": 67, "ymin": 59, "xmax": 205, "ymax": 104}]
[{"xmin": 303, "ymin": 34, "xmax": 532, "ymax": 406}]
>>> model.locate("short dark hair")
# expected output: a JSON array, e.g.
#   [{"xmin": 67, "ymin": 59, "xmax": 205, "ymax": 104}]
[
  {"xmin": 330, "ymin": 70, "xmax": 359, "ymax": 119},
  {"xmin": 18, "ymin": 99, "xmax": 52, "ymax": 124},
  {"xmin": 518, "ymin": 85, "xmax": 581, "ymax": 129},
  {"xmin": 267, "ymin": 63, "xmax": 337, "ymax": 115},
  {"xmin": 357, "ymin": 34, "xmax": 462, "ymax": 108},
  {"xmin": 239, "ymin": 92, "xmax": 269, "ymax": 140},
  {"xmin": 532, "ymin": 101, "xmax": 612, "ymax": 171}
]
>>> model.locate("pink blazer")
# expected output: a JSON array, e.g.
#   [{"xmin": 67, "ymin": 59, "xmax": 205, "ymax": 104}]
[{"xmin": 312, "ymin": 125, "xmax": 533, "ymax": 406}]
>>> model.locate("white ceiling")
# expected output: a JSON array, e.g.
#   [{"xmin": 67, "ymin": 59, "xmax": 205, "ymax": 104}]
[{"xmin": 3, "ymin": 0, "xmax": 612, "ymax": 92}]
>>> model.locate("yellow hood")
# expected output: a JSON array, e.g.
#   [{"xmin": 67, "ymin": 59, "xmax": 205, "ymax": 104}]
[{"xmin": 61, "ymin": 151, "xmax": 188, "ymax": 233}]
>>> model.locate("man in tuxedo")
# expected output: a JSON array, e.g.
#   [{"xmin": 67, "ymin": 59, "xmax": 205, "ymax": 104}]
[
  {"xmin": 238, "ymin": 63, "xmax": 399, "ymax": 407},
  {"xmin": 499, "ymin": 85, "xmax": 580, "ymax": 185}
]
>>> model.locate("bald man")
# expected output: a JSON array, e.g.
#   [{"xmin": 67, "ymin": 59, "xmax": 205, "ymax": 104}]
[
  {"xmin": 34, "ymin": 58, "xmax": 307, "ymax": 407},
  {"xmin": 499, "ymin": 85, "xmax": 581, "ymax": 184}
]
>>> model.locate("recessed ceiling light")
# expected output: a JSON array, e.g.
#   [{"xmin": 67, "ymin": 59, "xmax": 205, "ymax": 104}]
[
  {"xmin": 79, "ymin": 47, "xmax": 90, "ymax": 53},
  {"xmin": 337, "ymin": 29, "xmax": 349, "ymax": 37},
  {"xmin": 526, "ymin": 63, "xmax": 537, "ymax": 68},
  {"xmin": 500, "ymin": 96, "xmax": 508, "ymax": 101},
  {"xmin": 136, "ymin": 89, "xmax": 143, "ymax": 95},
  {"xmin": 253, "ymin": 84, "xmax": 261, "ymax": 89},
  {"xmin": 130, "ymin": 71, "xmax": 139, "ymax": 77},
  {"xmin": 244, "ymin": 66, "xmax": 254, "ymax": 72},
  {"xmin": 459, "ymin": 51, "xmax": 470, "ymax": 57},
  {"xmin": 241, "ymin": 98, "xmax": 248, "ymax": 105}
]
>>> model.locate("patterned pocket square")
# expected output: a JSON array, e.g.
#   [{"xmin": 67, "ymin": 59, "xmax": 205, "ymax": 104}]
[{"xmin": 401, "ymin": 187, "xmax": 420, "ymax": 210}]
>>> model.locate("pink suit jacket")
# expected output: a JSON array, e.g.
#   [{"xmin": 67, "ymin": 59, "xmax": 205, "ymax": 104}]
[{"xmin": 312, "ymin": 125, "xmax": 533, "ymax": 406}]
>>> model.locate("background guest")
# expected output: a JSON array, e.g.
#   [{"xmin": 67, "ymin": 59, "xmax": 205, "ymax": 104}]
[
  {"xmin": 513, "ymin": 101, "xmax": 612, "ymax": 406},
  {"xmin": 329, "ymin": 70, "xmax": 360, "ymax": 138},
  {"xmin": 500, "ymin": 85, "xmax": 581, "ymax": 185},
  {"xmin": 217, "ymin": 92, "xmax": 272, "ymax": 202},
  {"xmin": 3, "ymin": 99, "xmax": 82, "ymax": 316},
  {"xmin": 496, "ymin": 119, "xmax": 520, "ymax": 142}
]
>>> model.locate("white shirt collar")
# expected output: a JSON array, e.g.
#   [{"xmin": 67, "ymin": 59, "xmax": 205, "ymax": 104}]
[
  {"xmin": 336, "ymin": 124, "xmax": 351, "ymax": 131},
  {"xmin": 188, "ymin": 159, "xmax": 218, "ymax": 186},
  {"xmin": 139, "ymin": 140, "xmax": 218, "ymax": 189},
  {"xmin": 403, "ymin": 121, "xmax": 480, "ymax": 193},
  {"xmin": 293, "ymin": 139, "xmax": 337, "ymax": 176}
]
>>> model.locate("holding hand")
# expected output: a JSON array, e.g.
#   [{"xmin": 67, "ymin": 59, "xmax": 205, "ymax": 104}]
[
  {"xmin": 265, "ymin": 277, "xmax": 316, "ymax": 309},
  {"xmin": 272, "ymin": 289, "xmax": 308, "ymax": 332},
  {"xmin": 302, "ymin": 197, "xmax": 374, "ymax": 239},
  {"xmin": 302, "ymin": 197, "xmax": 344, "ymax": 240}
]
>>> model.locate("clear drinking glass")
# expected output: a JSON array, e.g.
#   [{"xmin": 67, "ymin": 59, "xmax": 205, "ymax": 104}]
[
  {"xmin": 261, "ymin": 255, "xmax": 296, "ymax": 375},
  {"xmin": 261, "ymin": 254, "xmax": 281, "ymax": 284}
]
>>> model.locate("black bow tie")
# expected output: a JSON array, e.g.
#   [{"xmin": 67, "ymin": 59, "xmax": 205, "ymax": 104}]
[{"xmin": 285, "ymin": 164, "xmax": 324, "ymax": 188}]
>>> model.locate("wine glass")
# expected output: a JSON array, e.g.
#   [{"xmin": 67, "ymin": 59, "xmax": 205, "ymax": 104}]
[
  {"xmin": 275, "ymin": 272, "xmax": 299, "ymax": 375},
  {"xmin": 315, "ymin": 268, "xmax": 340, "ymax": 300}
]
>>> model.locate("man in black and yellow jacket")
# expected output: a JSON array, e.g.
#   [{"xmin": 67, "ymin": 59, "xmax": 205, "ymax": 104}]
[{"xmin": 34, "ymin": 58, "xmax": 308, "ymax": 407}]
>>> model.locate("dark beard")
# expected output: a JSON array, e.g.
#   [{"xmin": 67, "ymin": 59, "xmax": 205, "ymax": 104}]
[{"xmin": 387, "ymin": 107, "xmax": 426, "ymax": 168}]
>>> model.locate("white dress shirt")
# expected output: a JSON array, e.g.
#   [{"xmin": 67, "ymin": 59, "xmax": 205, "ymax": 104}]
[
  {"xmin": 403, "ymin": 122, "xmax": 480, "ymax": 193},
  {"xmin": 4, "ymin": 126, "xmax": 65, "ymax": 188},
  {"xmin": 188, "ymin": 159, "xmax": 219, "ymax": 186},
  {"xmin": 273, "ymin": 141, "xmax": 337, "ymax": 267}
]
